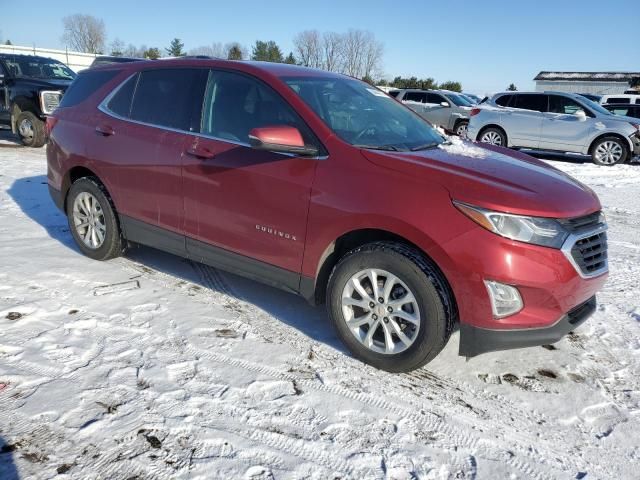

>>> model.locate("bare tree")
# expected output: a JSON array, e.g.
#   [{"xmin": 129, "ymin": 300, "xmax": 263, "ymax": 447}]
[
  {"xmin": 322, "ymin": 32, "xmax": 344, "ymax": 72},
  {"xmin": 361, "ymin": 32, "xmax": 384, "ymax": 79},
  {"xmin": 109, "ymin": 38, "xmax": 125, "ymax": 56},
  {"xmin": 61, "ymin": 14, "xmax": 106, "ymax": 54},
  {"xmin": 293, "ymin": 30, "xmax": 322, "ymax": 68},
  {"xmin": 342, "ymin": 29, "xmax": 367, "ymax": 77},
  {"xmin": 188, "ymin": 42, "xmax": 245, "ymax": 59}
]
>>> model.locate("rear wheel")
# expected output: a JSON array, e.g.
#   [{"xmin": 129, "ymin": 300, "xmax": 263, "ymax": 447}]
[
  {"xmin": 478, "ymin": 127, "xmax": 506, "ymax": 146},
  {"xmin": 16, "ymin": 111, "xmax": 46, "ymax": 148},
  {"xmin": 66, "ymin": 177, "xmax": 124, "ymax": 260},
  {"xmin": 454, "ymin": 120, "xmax": 469, "ymax": 137},
  {"xmin": 591, "ymin": 136, "xmax": 628, "ymax": 166},
  {"xmin": 327, "ymin": 242, "xmax": 454, "ymax": 372}
]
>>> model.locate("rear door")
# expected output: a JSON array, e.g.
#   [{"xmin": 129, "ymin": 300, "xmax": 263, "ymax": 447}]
[
  {"xmin": 181, "ymin": 69, "xmax": 319, "ymax": 277},
  {"xmin": 94, "ymin": 67, "xmax": 208, "ymax": 252},
  {"xmin": 539, "ymin": 95, "xmax": 593, "ymax": 151},
  {"xmin": 501, "ymin": 94, "xmax": 546, "ymax": 148}
]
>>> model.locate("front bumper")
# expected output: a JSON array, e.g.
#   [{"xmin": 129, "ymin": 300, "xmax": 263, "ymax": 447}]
[
  {"xmin": 459, "ymin": 295, "xmax": 596, "ymax": 357},
  {"xmin": 631, "ymin": 133, "xmax": 640, "ymax": 156}
]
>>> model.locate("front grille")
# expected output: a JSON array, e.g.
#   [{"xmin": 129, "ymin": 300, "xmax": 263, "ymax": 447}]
[{"xmin": 570, "ymin": 231, "xmax": 608, "ymax": 276}]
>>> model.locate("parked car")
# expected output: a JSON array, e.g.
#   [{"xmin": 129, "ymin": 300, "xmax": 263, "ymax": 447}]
[
  {"xmin": 90, "ymin": 56, "xmax": 142, "ymax": 68},
  {"xmin": 462, "ymin": 92, "xmax": 482, "ymax": 104},
  {"xmin": 600, "ymin": 94, "xmax": 640, "ymax": 105},
  {"xmin": 604, "ymin": 103, "xmax": 640, "ymax": 119},
  {"xmin": 0, "ymin": 53, "xmax": 76, "ymax": 147},
  {"xmin": 578, "ymin": 93, "xmax": 602, "ymax": 103},
  {"xmin": 47, "ymin": 59, "xmax": 608, "ymax": 372},
  {"xmin": 389, "ymin": 88, "xmax": 473, "ymax": 136},
  {"xmin": 468, "ymin": 91, "xmax": 640, "ymax": 165}
]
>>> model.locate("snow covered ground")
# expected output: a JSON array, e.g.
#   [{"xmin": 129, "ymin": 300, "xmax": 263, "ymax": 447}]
[{"xmin": 1, "ymin": 132, "xmax": 639, "ymax": 479}]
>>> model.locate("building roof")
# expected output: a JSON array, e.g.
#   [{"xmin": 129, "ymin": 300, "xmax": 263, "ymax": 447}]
[{"xmin": 534, "ymin": 71, "xmax": 640, "ymax": 82}]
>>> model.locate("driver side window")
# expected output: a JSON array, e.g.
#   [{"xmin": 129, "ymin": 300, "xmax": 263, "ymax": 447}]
[
  {"xmin": 201, "ymin": 70, "xmax": 313, "ymax": 145},
  {"xmin": 549, "ymin": 95, "xmax": 587, "ymax": 115}
]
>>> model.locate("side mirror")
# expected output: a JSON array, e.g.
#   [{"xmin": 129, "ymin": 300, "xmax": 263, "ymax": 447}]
[
  {"xmin": 574, "ymin": 109, "xmax": 587, "ymax": 120},
  {"xmin": 440, "ymin": 101, "xmax": 450, "ymax": 108},
  {"xmin": 248, "ymin": 126, "xmax": 318, "ymax": 157}
]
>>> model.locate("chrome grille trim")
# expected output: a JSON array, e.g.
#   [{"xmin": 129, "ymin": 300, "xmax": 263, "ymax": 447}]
[{"xmin": 561, "ymin": 223, "xmax": 608, "ymax": 279}]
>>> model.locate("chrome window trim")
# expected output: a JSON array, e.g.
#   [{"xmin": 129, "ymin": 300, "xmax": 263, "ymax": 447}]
[
  {"xmin": 560, "ymin": 223, "xmax": 608, "ymax": 279},
  {"xmin": 97, "ymin": 72, "xmax": 328, "ymax": 159}
]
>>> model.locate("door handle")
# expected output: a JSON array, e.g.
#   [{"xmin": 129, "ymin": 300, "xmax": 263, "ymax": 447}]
[
  {"xmin": 95, "ymin": 125, "xmax": 114, "ymax": 136},
  {"xmin": 185, "ymin": 145, "xmax": 216, "ymax": 160}
]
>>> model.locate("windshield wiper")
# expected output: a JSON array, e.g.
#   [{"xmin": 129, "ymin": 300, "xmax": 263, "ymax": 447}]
[
  {"xmin": 353, "ymin": 144, "xmax": 401, "ymax": 151},
  {"xmin": 410, "ymin": 142, "xmax": 441, "ymax": 151}
]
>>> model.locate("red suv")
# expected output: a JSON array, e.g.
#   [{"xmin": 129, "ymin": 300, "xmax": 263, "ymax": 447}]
[{"xmin": 47, "ymin": 59, "xmax": 608, "ymax": 372}]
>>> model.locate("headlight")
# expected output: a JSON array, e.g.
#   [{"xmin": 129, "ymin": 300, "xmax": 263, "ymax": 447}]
[
  {"xmin": 454, "ymin": 201, "xmax": 569, "ymax": 248},
  {"xmin": 39, "ymin": 90, "xmax": 62, "ymax": 115}
]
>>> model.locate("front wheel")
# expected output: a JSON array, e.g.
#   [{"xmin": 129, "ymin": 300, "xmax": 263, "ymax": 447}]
[
  {"xmin": 327, "ymin": 242, "xmax": 454, "ymax": 372},
  {"xmin": 16, "ymin": 111, "xmax": 46, "ymax": 148},
  {"xmin": 591, "ymin": 137, "xmax": 628, "ymax": 166}
]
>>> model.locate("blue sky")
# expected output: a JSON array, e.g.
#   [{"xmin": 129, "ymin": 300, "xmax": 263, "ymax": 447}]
[{"xmin": 1, "ymin": 0, "xmax": 636, "ymax": 94}]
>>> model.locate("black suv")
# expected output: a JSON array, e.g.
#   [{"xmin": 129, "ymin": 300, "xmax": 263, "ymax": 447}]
[{"xmin": 0, "ymin": 53, "xmax": 76, "ymax": 147}]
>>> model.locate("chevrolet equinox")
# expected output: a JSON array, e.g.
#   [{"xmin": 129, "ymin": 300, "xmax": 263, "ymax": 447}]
[{"xmin": 47, "ymin": 59, "xmax": 609, "ymax": 372}]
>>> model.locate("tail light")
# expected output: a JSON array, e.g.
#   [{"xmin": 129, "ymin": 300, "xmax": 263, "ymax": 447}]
[
  {"xmin": 470, "ymin": 108, "xmax": 481, "ymax": 117},
  {"xmin": 45, "ymin": 116, "xmax": 58, "ymax": 136}
]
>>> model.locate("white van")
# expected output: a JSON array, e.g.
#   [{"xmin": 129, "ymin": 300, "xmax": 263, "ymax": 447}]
[{"xmin": 600, "ymin": 94, "xmax": 640, "ymax": 105}]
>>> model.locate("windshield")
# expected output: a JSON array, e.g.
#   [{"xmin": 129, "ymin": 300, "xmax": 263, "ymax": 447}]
[
  {"xmin": 3, "ymin": 56, "xmax": 76, "ymax": 81},
  {"xmin": 576, "ymin": 96, "xmax": 611, "ymax": 116},
  {"xmin": 445, "ymin": 93, "xmax": 473, "ymax": 107},
  {"xmin": 284, "ymin": 76, "xmax": 445, "ymax": 151}
]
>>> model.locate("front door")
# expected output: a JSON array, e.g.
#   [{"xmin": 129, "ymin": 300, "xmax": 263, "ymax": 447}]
[
  {"xmin": 0, "ymin": 62, "xmax": 10, "ymax": 125},
  {"xmin": 539, "ymin": 95, "xmax": 593, "ymax": 151},
  {"xmin": 182, "ymin": 70, "xmax": 319, "ymax": 275}
]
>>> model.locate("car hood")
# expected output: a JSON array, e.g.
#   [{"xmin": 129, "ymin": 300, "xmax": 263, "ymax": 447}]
[
  {"xmin": 600, "ymin": 113, "xmax": 639, "ymax": 125},
  {"xmin": 16, "ymin": 77, "xmax": 73, "ymax": 91},
  {"xmin": 362, "ymin": 140, "xmax": 601, "ymax": 218}
]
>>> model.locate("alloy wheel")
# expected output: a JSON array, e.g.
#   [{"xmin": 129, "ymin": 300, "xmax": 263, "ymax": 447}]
[
  {"xmin": 341, "ymin": 268, "xmax": 421, "ymax": 354},
  {"xmin": 73, "ymin": 192, "xmax": 107, "ymax": 249},
  {"xmin": 480, "ymin": 130, "xmax": 503, "ymax": 145},
  {"xmin": 594, "ymin": 141, "xmax": 623, "ymax": 165},
  {"xmin": 456, "ymin": 123, "xmax": 468, "ymax": 137},
  {"xmin": 18, "ymin": 118, "xmax": 34, "ymax": 142}
]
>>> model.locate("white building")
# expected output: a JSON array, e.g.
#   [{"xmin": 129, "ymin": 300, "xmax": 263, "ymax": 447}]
[
  {"xmin": 534, "ymin": 71, "xmax": 640, "ymax": 95},
  {"xmin": 0, "ymin": 44, "xmax": 97, "ymax": 72}
]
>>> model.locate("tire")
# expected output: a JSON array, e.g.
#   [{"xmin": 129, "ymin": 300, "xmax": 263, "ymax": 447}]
[
  {"xmin": 327, "ymin": 242, "xmax": 454, "ymax": 372},
  {"xmin": 16, "ymin": 111, "xmax": 46, "ymax": 148},
  {"xmin": 590, "ymin": 136, "xmax": 629, "ymax": 166},
  {"xmin": 478, "ymin": 127, "xmax": 507, "ymax": 147},
  {"xmin": 66, "ymin": 177, "xmax": 124, "ymax": 261},
  {"xmin": 454, "ymin": 120, "xmax": 469, "ymax": 138}
]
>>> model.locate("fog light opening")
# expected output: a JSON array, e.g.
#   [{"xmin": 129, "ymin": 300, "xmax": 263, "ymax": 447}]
[{"xmin": 484, "ymin": 280, "xmax": 523, "ymax": 318}]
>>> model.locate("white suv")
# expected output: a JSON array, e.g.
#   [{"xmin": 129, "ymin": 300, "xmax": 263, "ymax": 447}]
[{"xmin": 467, "ymin": 91, "xmax": 640, "ymax": 165}]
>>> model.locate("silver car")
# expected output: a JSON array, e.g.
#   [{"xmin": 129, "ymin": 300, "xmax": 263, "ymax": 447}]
[
  {"xmin": 390, "ymin": 89, "xmax": 473, "ymax": 136},
  {"xmin": 467, "ymin": 91, "xmax": 640, "ymax": 165}
]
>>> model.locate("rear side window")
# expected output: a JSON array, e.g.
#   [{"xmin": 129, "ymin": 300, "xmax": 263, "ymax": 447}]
[
  {"xmin": 388, "ymin": 90, "xmax": 399, "ymax": 98},
  {"xmin": 512, "ymin": 94, "xmax": 547, "ymax": 112},
  {"xmin": 106, "ymin": 74, "xmax": 138, "ymax": 118},
  {"xmin": 58, "ymin": 69, "xmax": 120, "ymax": 108},
  {"xmin": 494, "ymin": 95, "xmax": 512, "ymax": 107},
  {"xmin": 606, "ymin": 97, "xmax": 630, "ymax": 104},
  {"xmin": 608, "ymin": 107, "xmax": 630, "ymax": 116},
  {"xmin": 403, "ymin": 91, "xmax": 427, "ymax": 103},
  {"xmin": 129, "ymin": 68, "xmax": 208, "ymax": 131}
]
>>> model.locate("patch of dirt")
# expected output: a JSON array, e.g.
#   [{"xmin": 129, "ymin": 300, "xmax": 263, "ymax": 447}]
[
  {"xmin": 537, "ymin": 369, "xmax": 559, "ymax": 379},
  {"xmin": 5, "ymin": 312, "xmax": 23, "ymax": 320}
]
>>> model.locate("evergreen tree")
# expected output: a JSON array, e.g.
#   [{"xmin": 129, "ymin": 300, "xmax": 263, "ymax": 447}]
[
  {"xmin": 144, "ymin": 47, "xmax": 161, "ymax": 60},
  {"xmin": 284, "ymin": 52, "xmax": 296, "ymax": 64},
  {"xmin": 5, "ymin": 40, "xmax": 12, "ymax": 45},
  {"xmin": 251, "ymin": 40, "xmax": 284, "ymax": 62},
  {"xmin": 439, "ymin": 81, "xmax": 462, "ymax": 92},
  {"xmin": 227, "ymin": 44, "xmax": 243, "ymax": 60},
  {"xmin": 507, "ymin": 83, "xmax": 518, "ymax": 91},
  {"xmin": 165, "ymin": 38, "xmax": 185, "ymax": 57}
]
